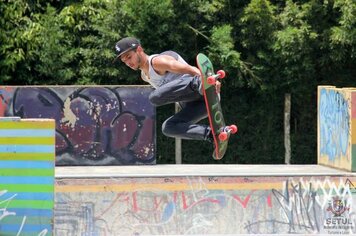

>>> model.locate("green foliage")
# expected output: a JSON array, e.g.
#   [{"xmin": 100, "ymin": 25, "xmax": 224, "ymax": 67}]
[
  {"xmin": 209, "ymin": 25, "xmax": 241, "ymax": 84},
  {"xmin": 329, "ymin": 0, "xmax": 356, "ymax": 62},
  {"xmin": 240, "ymin": 0, "xmax": 277, "ymax": 51},
  {"xmin": 1, "ymin": 0, "xmax": 355, "ymax": 164},
  {"xmin": 34, "ymin": 5, "xmax": 75, "ymax": 84},
  {"xmin": 239, "ymin": 0, "xmax": 277, "ymax": 92},
  {"xmin": 273, "ymin": 0, "xmax": 318, "ymax": 85},
  {"xmin": 0, "ymin": 1, "xmax": 42, "ymax": 84},
  {"xmin": 119, "ymin": 0, "xmax": 176, "ymax": 51}
]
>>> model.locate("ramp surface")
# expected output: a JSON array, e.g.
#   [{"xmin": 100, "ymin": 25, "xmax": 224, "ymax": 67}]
[{"xmin": 55, "ymin": 165, "xmax": 356, "ymax": 235}]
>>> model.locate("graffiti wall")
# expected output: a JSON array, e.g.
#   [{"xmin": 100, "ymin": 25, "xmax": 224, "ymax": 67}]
[
  {"xmin": 318, "ymin": 86, "xmax": 356, "ymax": 172},
  {"xmin": 55, "ymin": 175, "xmax": 356, "ymax": 235},
  {"xmin": 0, "ymin": 86, "xmax": 156, "ymax": 165},
  {"xmin": 0, "ymin": 117, "xmax": 55, "ymax": 236}
]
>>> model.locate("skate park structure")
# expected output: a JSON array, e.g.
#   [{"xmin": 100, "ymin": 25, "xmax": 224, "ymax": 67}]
[
  {"xmin": 0, "ymin": 118, "xmax": 55, "ymax": 235},
  {"xmin": 0, "ymin": 85, "xmax": 356, "ymax": 235}
]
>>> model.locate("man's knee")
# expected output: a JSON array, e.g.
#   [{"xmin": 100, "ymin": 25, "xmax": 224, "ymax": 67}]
[
  {"xmin": 161, "ymin": 119, "xmax": 176, "ymax": 137},
  {"xmin": 149, "ymin": 91, "xmax": 163, "ymax": 106}
]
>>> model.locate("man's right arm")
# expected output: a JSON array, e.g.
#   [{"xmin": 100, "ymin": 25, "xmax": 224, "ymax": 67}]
[{"xmin": 152, "ymin": 55, "xmax": 200, "ymax": 76}]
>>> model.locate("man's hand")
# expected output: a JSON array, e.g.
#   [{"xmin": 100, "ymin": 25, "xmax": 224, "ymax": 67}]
[{"xmin": 215, "ymin": 80, "xmax": 221, "ymax": 93}]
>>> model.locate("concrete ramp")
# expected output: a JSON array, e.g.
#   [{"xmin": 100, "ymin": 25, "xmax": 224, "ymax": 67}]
[{"xmin": 55, "ymin": 165, "xmax": 356, "ymax": 235}]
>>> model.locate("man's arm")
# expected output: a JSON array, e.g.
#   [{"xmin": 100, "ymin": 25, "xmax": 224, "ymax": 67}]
[
  {"xmin": 152, "ymin": 54, "xmax": 221, "ymax": 93},
  {"xmin": 152, "ymin": 55, "xmax": 200, "ymax": 76}
]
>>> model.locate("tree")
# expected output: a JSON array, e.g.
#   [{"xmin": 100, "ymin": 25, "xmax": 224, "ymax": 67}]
[
  {"xmin": 329, "ymin": 0, "xmax": 356, "ymax": 63},
  {"xmin": 0, "ymin": 1, "xmax": 42, "ymax": 84},
  {"xmin": 1, "ymin": 0, "xmax": 355, "ymax": 164}
]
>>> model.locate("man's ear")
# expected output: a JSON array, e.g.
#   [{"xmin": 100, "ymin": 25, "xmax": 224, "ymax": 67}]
[{"xmin": 136, "ymin": 45, "xmax": 144, "ymax": 53}]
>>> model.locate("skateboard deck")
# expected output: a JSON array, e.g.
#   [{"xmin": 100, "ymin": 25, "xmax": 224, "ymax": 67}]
[{"xmin": 196, "ymin": 53, "xmax": 237, "ymax": 160}]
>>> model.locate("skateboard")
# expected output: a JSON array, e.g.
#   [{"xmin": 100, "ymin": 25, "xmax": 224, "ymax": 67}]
[{"xmin": 196, "ymin": 53, "xmax": 237, "ymax": 160}]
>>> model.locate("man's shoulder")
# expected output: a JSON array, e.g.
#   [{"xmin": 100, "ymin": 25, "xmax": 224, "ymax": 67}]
[{"xmin": 159, "ymin": 50, "xmax": 180, "ymax": 60}]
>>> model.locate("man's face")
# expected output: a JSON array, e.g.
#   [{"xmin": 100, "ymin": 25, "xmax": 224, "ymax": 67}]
[{"xmin": 120, "ymin": 50, "xmax": 140, "ymax": 70}]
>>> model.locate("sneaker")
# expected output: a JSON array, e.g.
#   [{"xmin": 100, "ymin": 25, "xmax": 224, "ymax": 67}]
[
  {"xmin": 198, "ymin": 78, "xmax": 203, "ymax": 95},
  {"xmin": 205, "ymin": 127, "xmax": 214, "ymax": 143},
  {"xmin": 191, "ymin": 76, "xmax": 203, "ymax": 95},
  {"xmin": 221, "ymin": 126, "xmax": 230, "ymax": 132}
]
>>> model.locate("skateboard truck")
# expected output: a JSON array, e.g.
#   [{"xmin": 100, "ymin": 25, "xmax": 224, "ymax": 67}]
[
  {"xmin": 207, "ymin": 70, "xmax": 225, "ymax": 85},
  {"xmin": 218, "ymin": 125, "xmax": 238, "ymax": 141}
]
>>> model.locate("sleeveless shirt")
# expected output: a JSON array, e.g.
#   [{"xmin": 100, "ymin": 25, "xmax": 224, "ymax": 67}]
[{"xmin": 141, "ymin": 51, "xmax": 190, "ymax": 88}]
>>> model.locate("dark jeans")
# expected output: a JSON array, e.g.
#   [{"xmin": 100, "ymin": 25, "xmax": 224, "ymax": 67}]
[{"xmin": 149, "ymin": 76, "xmax": 209, "ymax": 140}]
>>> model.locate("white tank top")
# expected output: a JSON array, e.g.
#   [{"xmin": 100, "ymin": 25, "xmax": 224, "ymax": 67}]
[{"xmin": 141, "ymin": 51, "xmax": 188, "ymax": 88}]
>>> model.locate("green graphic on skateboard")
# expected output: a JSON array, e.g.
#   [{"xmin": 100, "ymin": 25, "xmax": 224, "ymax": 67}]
[{"xmin": 196, "ymin": 53, "xmax": 237, "ymax": 160}]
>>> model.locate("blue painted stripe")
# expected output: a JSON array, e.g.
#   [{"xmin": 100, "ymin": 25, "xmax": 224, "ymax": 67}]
[
  {"xmin": 0, "ymin": 192, "xmax": 54, "ymax": 201},
  {"xmin": 0, "ymin": 232, "xmax": 53, "ymax": 236},
  {"xmin": 0, "ymin": 129, "xmax": 55, "ymax": 137},
  {"xmin": 0, "ymin": 176, "xmax": 54, "ymax": 185},
  {"xmin": 6, "ymin": 208, "xmax": 53, "ymax": 217},
  {"xmin": 0, "ymin": 161, "xmax": 54, "ymax": 169},
  {"xmin": 0, "ymin": 145, "xmax": 54, "ymax": 153},
  {"xmin": 0, "ymin": 224, "xmax": 52, "ymax": 232},
  {"xmin": 0, "ymin": 117, "xmax": 21, "ymax": 121}
]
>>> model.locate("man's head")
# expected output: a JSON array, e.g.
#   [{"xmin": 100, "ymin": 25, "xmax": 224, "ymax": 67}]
[
  {"xmin": 115, "ymin": 37, "xmax": 140, "ymax": 58},
  {"xmin": 114, "ymin": 37, "xmax": 144, "ymax": 70}
]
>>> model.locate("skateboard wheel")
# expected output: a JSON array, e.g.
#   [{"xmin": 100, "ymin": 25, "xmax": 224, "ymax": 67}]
[
  {"xmin": 217, "ymin": 70, "xmax": 225, "ymax": 79},
  {"xmin": 207, "ymin": 76, "xmax": 216, "ymax": 85},
  {"xmin": 218, "ymin": 132, "xmax": 228, "ymax": 141},
  {"xmin": 230, "ymin": 125, "xmax": 238, "ymax": 134}
]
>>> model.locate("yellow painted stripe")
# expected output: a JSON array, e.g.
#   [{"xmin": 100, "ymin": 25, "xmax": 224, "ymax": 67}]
[
  {"xmin": 0, "ymin": 153, "xmax": 54, "ymax": 161},
  {"xmin": 0, "ymin": 121, "xmax": 55, "ymax": 129},
  {"xmin": 56, "ymin": 180, "xmax": 356, "ymax": 193},
  {"xmin": 56, "ymin": 182, "xmax": 285, "ymax": 192},
  {"xmin": 352, "ymin": 118, "xmax": 356, "ymax": 144},
  {"xmin": 0, "ymin": 137, "xmax": 55, "ymax": 145}
]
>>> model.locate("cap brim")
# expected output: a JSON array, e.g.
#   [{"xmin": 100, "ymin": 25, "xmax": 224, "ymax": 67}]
[{"xmin": 112, "ymin": 48, "xmax": 136, "ymax": 63}]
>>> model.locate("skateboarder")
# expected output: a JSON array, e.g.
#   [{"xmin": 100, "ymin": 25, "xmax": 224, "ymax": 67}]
[{"xmin": 114, "ymin": 37, "xmax": 221, "ymax": 143}]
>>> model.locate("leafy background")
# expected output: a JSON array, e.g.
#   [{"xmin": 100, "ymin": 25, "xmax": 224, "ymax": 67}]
[{"xmin": 1, "ymin": 0, "xmax": 355, "ymax": 164}]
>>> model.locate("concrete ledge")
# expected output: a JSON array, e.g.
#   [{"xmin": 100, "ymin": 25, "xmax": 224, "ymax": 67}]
[
  {"xmin": 54, "ymin": 165, "xmax": 356, "ymax": 235},
  {"xmin": 55, "ymin": 164, "xmax": 355, "ymax": 178}
]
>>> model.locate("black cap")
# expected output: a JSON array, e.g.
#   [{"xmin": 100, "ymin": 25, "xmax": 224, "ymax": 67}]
[{"xmin": 114, "ymin": 37, "xmax": 140, "ymax": 59}]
